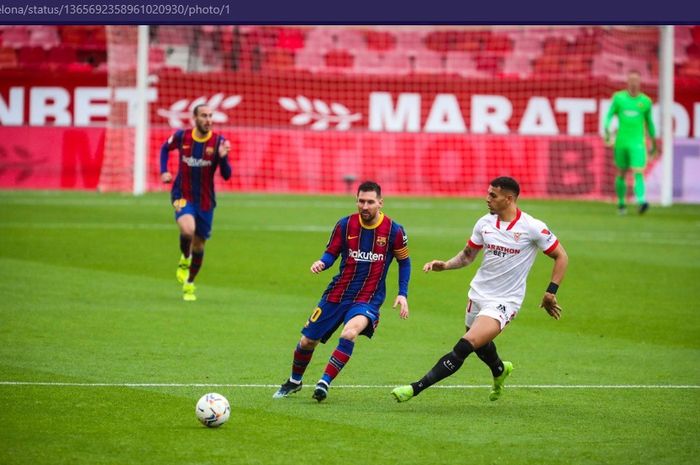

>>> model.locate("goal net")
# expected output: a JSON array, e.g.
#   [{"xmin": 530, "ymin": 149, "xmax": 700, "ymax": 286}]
[{"xmin": 101, "ymin": 25, "xmax": 697, "ymax": 198}]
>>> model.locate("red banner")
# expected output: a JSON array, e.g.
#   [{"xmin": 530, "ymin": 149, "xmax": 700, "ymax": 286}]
[
  {"xmin": 2, "ymin": 70, "xmax": 700, "ymax": 137},
  {"xmin": 0, "ymin": 125, "xmax": 637, "ymax": 199},
  {"xmin": 0, "ymin": 69, "xmax": 691, "ymax": 198},
  {"xmin": 0, "ymin": 127, "xmax": 104, "ymax": 189}
]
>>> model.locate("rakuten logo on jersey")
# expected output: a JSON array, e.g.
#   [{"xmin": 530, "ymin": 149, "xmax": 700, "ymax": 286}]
[
  {"xmin": 349, "ymin": 249, "xmax": 385, "ymax": 262},
  {"xmin": 182, "ymin": 156, "xmax": 212, "ymax": 167}
]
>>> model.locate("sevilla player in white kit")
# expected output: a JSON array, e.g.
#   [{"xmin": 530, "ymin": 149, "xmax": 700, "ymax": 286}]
[{"xmin": 391, "ymin": 177, "xmax": 569, "ymax": 402}]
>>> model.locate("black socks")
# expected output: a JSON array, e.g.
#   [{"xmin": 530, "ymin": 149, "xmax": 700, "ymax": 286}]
[
  {"xmin": 475, "ymin": 341, "xmax": 504, "ymax": 378},
  {"xmin": 411, "ymin": 338, "xmax": 474, "ymax": 396}
]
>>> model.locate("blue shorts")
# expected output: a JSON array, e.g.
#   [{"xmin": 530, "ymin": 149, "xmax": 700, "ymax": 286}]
[
  {"xmin": 301, "ymin": 299, "xmax": 380, "ymax": 343},
  {"xmin": 174, "ymin": 202, "xmax": 214, "ymax": 239}
]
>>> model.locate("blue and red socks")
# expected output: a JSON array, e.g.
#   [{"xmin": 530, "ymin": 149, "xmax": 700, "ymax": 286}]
[
  {"xmin": 321, "ymin": 338, "xmax": 355, "ymax": 385},
  {"xmin": 290, "ymin": 342, "xmax": 314, "ymax": 383}
]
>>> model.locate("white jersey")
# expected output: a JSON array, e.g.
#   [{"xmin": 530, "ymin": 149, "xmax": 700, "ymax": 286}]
[{"xmin": 467, "ymin": 209, "xmax": 558, "ymax": 307}]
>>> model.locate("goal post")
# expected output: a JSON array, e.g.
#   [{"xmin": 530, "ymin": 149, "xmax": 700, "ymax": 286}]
[{"xmin": 659, "ymin": 25, "xmax": 674, "ymax": 207}]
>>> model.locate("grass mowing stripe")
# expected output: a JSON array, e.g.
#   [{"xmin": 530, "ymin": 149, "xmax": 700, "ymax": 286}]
[
  {"xmin": 1, "ymin": 381, "xmax": 698, "ymax": 389},
  {"xmin": 2, "ymin": 222, "xmax": 699, "ymax": 245}
]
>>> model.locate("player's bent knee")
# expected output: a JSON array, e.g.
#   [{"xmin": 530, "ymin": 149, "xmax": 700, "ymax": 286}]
[
  {"xmin": 465, "ymin": 333, "xmax": 492, "ymax": 350},
  {"xmin": 339, "ymin": 330, "xmax": 359, "ymax": 341},
  {"xmin": 299, "ymin": 336, "xmax": 319, "ymax": 350}
]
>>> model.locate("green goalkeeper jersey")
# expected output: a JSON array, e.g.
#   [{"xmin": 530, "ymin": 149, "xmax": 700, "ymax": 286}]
[{"xmin": 604, "ymin": 90, "xmax": 656, "ymax": 145}]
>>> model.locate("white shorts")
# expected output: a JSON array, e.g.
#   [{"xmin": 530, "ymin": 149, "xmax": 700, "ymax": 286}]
[{"xmin": 465, "ymin": 299, "xmax": 519, "ymax": 330}]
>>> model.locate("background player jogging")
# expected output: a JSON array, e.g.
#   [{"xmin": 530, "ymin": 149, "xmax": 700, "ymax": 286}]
[
  {"xmin": 604, "ymin": 70, "xmax": 658, "ymax": 215},
  {"xmin": 160, "ymin": 104, "xmax": 231, "ymax": 301},
  {"xmin": 273, "ymin": 181, "xmax": 411, "ymax": 402},
  {"xmin": 391, "ymin": 177, "xmax": 568, "ymax": 403}
]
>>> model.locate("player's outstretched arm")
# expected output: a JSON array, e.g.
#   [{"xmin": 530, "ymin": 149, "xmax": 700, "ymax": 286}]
[
  {"xmin": 540, "ymin": 243, "xmax": 568, "ymax": 320},
  {"xmin": 393, "ymin": 295, "xmax": 409, "ymax": 320},
  {"xmin": 423, "ymin": 246, "xmax": 479, "ymax": 272}
]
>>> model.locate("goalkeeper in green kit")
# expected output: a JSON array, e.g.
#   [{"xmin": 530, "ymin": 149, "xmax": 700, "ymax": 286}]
[{"xmin": 604, "ymin": 70, "xmax": 658, "ymax": 215}]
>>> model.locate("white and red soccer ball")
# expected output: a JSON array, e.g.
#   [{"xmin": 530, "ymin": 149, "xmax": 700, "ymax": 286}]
[{"xmin": 195, "ymin": 393, "xmax": 230, "ymax": 428}]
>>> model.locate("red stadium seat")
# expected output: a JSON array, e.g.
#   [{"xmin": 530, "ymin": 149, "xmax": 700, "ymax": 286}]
[
  {"xmin": 484, "ymin": 34, "xmax": 513, "ymax": 54},
  {"xmin": 1, "ymin": 26, "xmax": 31, "ymax": 48},
  {"xmin": 352, "ymin": 50, "xmax": 383, "ymax": 74},
  {"xmin": 65, "ymin": 62, "xmax": 94, "ymax": 73},
  {"xmin": 17, "ymin": 46, "xmax": 47, "ymax": 70},
  {"xmin": 455, "ymin": 31, "xmax": 488, "ymax": 53},
  {"xmin": 424, "ymin": 31, "xmax": 452, "ymax": 52},
  {"xmin": 28, "ymin": 26, "xmax": 61, "ymax": 50},
  {"xmin": 393, "ymin": 29, "xmax": 427, "ymax": 53},
  {"xmin": 58, "ymin": 26, "xmax": 87, "ymax": 46},
  {"xmin": 508, "ymin": 32, "xmax": 543, "ymax": 59},
  {"xmin": 303, "ymin": 28, "xmax": 336, "ymax": 53},
  {"xmin": 47, "ymin": 46, "xmax": 77, "ymax": 70},
  {"xmin": 276, "ymin": 28, "xmax": 305, "ymax": 51},
  {"xmin": 445, "ymin": 51, "xmax": 484, "ymax": 78},
  {"xmin": 265, "ymin": 49, "xmax": 295, "ymax": 72},
  {"xmin": 474, "ymin": 53, "xmax": 503, "ymax": 75},
  {"xmin": 155, "ymin": 25, "xmax": 194, "ymax": 46},
  {"xmin": 533, "ymin": 55, "xmax": 562, "ymax": 76},
  {"xmin": 690, "ymin": 26, "xmax": 700, "ymax": 43},
  {"xmin": 380, "ymin": 51, "xmax": 411, "ymax": 75},
  {"xmin": 364, "ymin": 30, "xmax": 396, "ymax": 51},
  {"xmin": 502, "ymin": 55, "xmax": 533, "ymax": 78},
  {"xmin": 678, "ymin": 59, "xmax": 700, "ymax": 79},
  {"xmin": 542, "ymin": 37, "xmax": 569, "ymax": 56},
  {"xmin": 562, "ymin": 55, "xmax": 592, "ymax": 76},
  {"xmin": 687, "ymin": 43, "xmax": 700, "ymax": 59},
  {"xmin": 412, "ymin": 50, "xmax": 443, "ymax": 74},
  {"xmin": 0, "ymin": 47, "xmax": 17, "ymax": 69},
  {"xmin": 149, "ymin": 46, "xmax": 166, "ymax": 70},
  {"xmin": 333, "ymin": 30, "xmax": 365, "ymax": 52},
  {"xmin": 295, "ymin": 49, "xmax": 324, "ymax": 73},
  {"xmin": 324, "ymin": 49, "xmax": 354, "ymax": 69}
]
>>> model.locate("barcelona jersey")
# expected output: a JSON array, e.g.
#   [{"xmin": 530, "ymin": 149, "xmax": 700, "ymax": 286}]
[
  {"xmin": 160, "ymin": 129, "xmax": 232, "ymax": 211},
  {"xmin": 321, "ymin": 212, "xmax": 409, "ymax": 307}
]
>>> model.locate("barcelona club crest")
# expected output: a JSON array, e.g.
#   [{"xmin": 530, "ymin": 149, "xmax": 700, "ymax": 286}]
[
  {"xmin": 206, "ymin": 147, "xmax": 215, "ymax": 156},
  {"xmin": 376, "ymin": 236, "xmax": 387, "ymax": 247}
]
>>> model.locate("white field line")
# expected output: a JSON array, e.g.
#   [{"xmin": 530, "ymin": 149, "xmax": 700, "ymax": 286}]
[{"xmin": 0, "ymin": 381, "xmax": 698, "ymax": 389}]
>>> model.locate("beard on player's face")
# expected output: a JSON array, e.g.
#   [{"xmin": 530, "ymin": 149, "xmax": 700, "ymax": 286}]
[{"xmin": 360, "ymin": 209, "xmax": 376, "ymax": 220}]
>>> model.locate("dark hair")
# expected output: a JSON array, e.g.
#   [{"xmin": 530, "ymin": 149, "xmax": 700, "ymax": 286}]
[
  {"xmin": 357, "ymin": 180, "xmax": 382, "ymax": 197},
  {"xmin": 490, "ymin": 176, "xmax": 520, "ymax": 197},
  {"xmin": 193, "ymin": 104, "xmax": 206, "ymax": 117}
]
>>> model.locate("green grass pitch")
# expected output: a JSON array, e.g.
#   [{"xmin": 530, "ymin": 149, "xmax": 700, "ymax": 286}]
[{"xmin": 1, "ymin": 190, "xmax": 699, "ymax": 465}]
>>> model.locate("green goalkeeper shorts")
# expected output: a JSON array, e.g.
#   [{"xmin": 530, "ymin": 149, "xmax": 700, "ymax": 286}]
[{"xmin": 614, "ymin": 143, "xmax": 647, "ymax": 170}]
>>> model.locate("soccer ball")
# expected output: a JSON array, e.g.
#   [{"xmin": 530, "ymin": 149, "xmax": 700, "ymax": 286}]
[{"xmin": 195, "ymin": 393, "xmax": 231, "ymax": 428}]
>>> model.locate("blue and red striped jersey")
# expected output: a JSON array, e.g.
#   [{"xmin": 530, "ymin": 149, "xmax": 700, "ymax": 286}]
[
  {"xmin": 160, "ymin": 129, "xmax": 232, "ymax": 211},
  {"xmin": 321, "ymin": 212, "xmax": 409, "ymax": 306}
]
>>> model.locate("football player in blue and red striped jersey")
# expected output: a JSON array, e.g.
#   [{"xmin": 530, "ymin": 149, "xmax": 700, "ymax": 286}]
[
  {"xmin": 160, "ymin": 104, "xmax": 232, "ymax": 301},
  {"xmin": 273, "ymin": 181, "xmax": 411, "ymax": 402}
]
